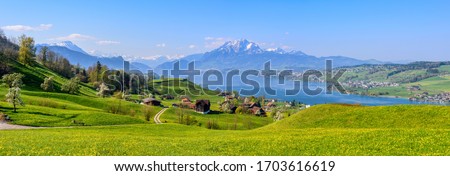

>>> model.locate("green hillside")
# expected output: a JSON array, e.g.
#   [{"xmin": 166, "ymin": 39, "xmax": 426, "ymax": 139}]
[
  {"xmin": 366, "ymin": 75, "xmax": 450, "ymax": 97},
  {"xmin": 264, "ymin": 104, "xmax": 450, "ymax": 129},
  {"xmin": 0, "ymin": 104, "xmax": 448, "ymax": 156},
  {"xmin": 341, "ymin": 63, "xmax": 450, "ymax": 99},
  {"xmin": 1, "ymin": 54, "xmax": 96, "ymax": 96}
]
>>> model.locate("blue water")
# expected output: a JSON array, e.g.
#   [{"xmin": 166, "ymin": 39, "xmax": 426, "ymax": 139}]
[{"xmin": 194, "ymin": 77, "xmax": 440, "ymax": 106}]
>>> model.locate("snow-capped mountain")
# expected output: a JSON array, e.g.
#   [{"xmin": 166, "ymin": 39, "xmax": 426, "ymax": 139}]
[
  {"xmin": 265, "ymin": 48, "xmax": 286, "ymax": 54},
  {"xmin": 155, "ymin": 39, "xmax": 384, "ymax": 73},
  {"xmin": 38, "ymin": 41, "xmax": 89, "ymax": 55},
  {"xmin": 213, "ymin": 39, "xmax": 264, "ymax": 55}
]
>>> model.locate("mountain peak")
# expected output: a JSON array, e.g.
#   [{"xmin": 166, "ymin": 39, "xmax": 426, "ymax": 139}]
[
  {"xmin": 216, "ymin": 39, "xmax": 263, "ymax": 54},
  {"xmin": 38, "ymin": 41, "xmax": 88, "ymax": 55},
  {"xmin": 266, "ymin": 48, "xmax": 286, "ymax": 54}
]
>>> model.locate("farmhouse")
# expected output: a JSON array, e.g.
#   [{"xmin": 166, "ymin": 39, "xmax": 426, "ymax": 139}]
[
  {"xmin": 142, "ymin": 98, "xmax": 161, "ymax": 106},
  {"xmin": 161, "ymin": 94, "xmax": 175, "ymax": 100},
  {"xmin": 264, "ymin": 102, "xmax": 276, "ymax": 111},
  {"xmin": 251, "ymin": 106, "xmax": 266, "ymax": 116},
  {"xmin": 218, "ymin": 91, "xmax": 231, "ymax": 96},
  {"xmin": 242, "ymin": 102, "xmax": 266, "ymax": 116},
  {"xmin": 224, "ymin": 95, "xmax": 234, "ymax": 101},
  {"xmin": 195, "ymin": 100, "xmax": 211, "ymax": 114}
]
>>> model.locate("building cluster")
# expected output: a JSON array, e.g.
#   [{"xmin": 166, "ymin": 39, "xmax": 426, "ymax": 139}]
[
  {"xmin": 343, "ymin": 81, "xmax": 399, "ymax": 89},
  {"xmin": 409, "ymin": 92, "xmax": 450, "ymax": 104}
]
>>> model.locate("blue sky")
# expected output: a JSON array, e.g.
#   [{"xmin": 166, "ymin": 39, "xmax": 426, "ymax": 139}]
[{"xmin": 1, "ymin": 0, "xmax": 449, "ymax": 61}]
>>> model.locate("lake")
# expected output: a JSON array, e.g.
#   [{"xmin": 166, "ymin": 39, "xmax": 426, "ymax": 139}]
[{"xmin": 195, "ymin": 77, "xmax": 440, "ymax": 106}]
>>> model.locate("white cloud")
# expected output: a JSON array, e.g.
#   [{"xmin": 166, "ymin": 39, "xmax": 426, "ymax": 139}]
[
  {"xmin": 156, "ymin": 43, "xmax": 166, "ymax": 47},
  {"xmin": 96, "ymin": 40, "xmax": 120, "ymax": 45},
  {"xmin": 188, "ymin": 44, "xmax": 196, "ymax": 49},
  {"xmin": 284, "ymin": 32, "xmax": 289, "ymax": 35},
  {"xmin": 52, "ymin": 33, "xmax": 95, "ymax": 41},
  {"xmin": 204, "ymin": 37, "xmax": 232, "ymax": 49},
  {"xmin": 1, "ymin": 24, "xmax": 53, "ymax": 31}
]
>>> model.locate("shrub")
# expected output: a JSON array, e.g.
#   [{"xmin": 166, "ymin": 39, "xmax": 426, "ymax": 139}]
[
  {"xmin": 129, "ymin": 109, "xmax": 136, "ymax": 117},
  {"xmin": 40, "ymin": 77, "xmax": 54, "ymax": 92},
  {"xmin": 61, "ymin": 77, "xmax": 80, "ymax": 94},
  {"xmin": 179, "ymin": 115, "xmax": 198, "ymax": 126},
  {"xmin": 29, "ymin": 99, "xmax": 59, "ymax": 108},
  {"xmin": 206, "ymin": 119, "xmax": 220, "ymax": 129},
  {"xmin": 107, "ymin": 100, "xmax": 128, "ymax": 115},
  {"xmin": 71, "ymin": 120, "xmax": 85, "ymax": 126},
  {"xmin": 143, "ymin": 106, "xmax": 152, "ymax": 121},
  {"xmin": 0, "ymin": 113, "xmax": 6, "ymax": 121},
  {"xmin": 235, "ymin": 106, "xmax": 243, "ymax": 114}
]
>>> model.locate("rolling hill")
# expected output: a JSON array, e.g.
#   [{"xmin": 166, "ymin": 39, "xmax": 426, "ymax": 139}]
[{"xmin": 0, "ymin": 104, "xmax": 448, "ymax": 156}]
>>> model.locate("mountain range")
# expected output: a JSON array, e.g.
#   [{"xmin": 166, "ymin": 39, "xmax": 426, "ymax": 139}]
[
  {"xmin": 36, "ymin": 39, "xmax": 384, "ymax": 74},
  {"xmin": 35, "ymin": 41, "xmax": 151, "ymax": 72},
  {"xmin": 154, "ymin": 39, "xmax": 383, "ymax": 73}
]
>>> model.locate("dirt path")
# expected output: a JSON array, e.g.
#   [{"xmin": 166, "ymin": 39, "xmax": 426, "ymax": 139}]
[
  {"xmin": 0, "ymin": 121, "xmax": 38, "ymax": 130},
  {"xmin": 153, "ymin": 108, "xmax": 168, "ymax": 124}
]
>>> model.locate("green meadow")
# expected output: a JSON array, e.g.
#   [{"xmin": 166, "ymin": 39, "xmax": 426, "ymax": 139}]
[{"xmin": 0, "ymin": 104, "xmax": 449, "ymax": 156}]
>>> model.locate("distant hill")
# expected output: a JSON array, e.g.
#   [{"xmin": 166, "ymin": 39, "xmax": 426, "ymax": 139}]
[{"xmin": 35, "ymin": 41, "xmax": 151, "ymax": 72}]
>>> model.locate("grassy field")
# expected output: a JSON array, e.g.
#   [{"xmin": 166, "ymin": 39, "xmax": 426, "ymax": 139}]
[
  {"xmin": 367, "ymin": 75, "xmax": 450, "ymax": 97},
  {"xmin": 0, "ymin": 57, "xmax": 448, "ymax": 156},
  {"xmin": 341, "ymin": 64, "xmax": 450, "ymax": 98},
  {"xmin": 0, "ymin": 104, "xmax": 449, "ymax": 156},
  {"xmin": 160, "ymin": 107, "xmax": 273, "ymax": 130}
]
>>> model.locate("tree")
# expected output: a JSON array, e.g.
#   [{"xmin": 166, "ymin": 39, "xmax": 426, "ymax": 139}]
[
  {"xmin": 87, "ymin": 61, "xmax": 107, "ymax": 84},
  {"xmin": 18, "ymin": 35, "xmax": 35, "ymax": 65},
  {"xmin": 235, "ymin": 106, "xmax": 243, "ymax": 114},
  {"xmin": 37, "ymin": 46, "xmax": 48, "ymax": 64},
  {"xmin": 61, "ymin": 77, "xmax": 80, "ymax": 94},
  {"xmin": 274, "ymin": 111, "xmax": 284, "ymax": 121},
  {"xmin": 97, "ymin": 82, "xmax": 111, "ymax": 97},
  {"xmin": 2, "ymin": 73, "xmax": 25, "ymax": 113},
  {"xmin": 220, "ymin": 101, "xmax": 233, "ymax": 114},
  {"xmin": 2, "ymin": 73, "xmax": 24, "ymax": 88},
  {"xmin": 5, "ymin": 87, "xmax": 24, "ymax": 113},
  {"xmin": 40, "ymin": 76, "xmax": 54, "ymax": 92}
]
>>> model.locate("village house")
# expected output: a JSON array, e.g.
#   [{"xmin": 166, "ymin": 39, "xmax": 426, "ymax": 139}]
[
  {"xmin": 142, "ymin": 98, "xmax": 161, "ymax": 106},
  {"xmin": 264, "ymin": 102, "xmax": 276, "ymax": 111},
  {"xmin": 218, "ymin": 91, "xmax": 232, "ymax": 96},
  {"xmin": 251, "ymin": 106, "xmax": 266, "ymax": 116},
  {"xmin": 243, "ymin": 102, "xmax": 266, "ymax": 116},
  {"xmin": 180, "ymin": 97, "xmax": 195, "ymax": 109},
  {"xmin": 407, "ymin": 85, "xmax": 421, "ymax": 91},
  {"xmin": 224, "ymin": 95, "xmax": 234, "ymax": 101},
  {"xmin": 161, "ymin": 94, "xmax": 175, "ymax": 100},
  {"xmin": 195, "ymin": 100, "xmax": 211, "ymax": 114}
]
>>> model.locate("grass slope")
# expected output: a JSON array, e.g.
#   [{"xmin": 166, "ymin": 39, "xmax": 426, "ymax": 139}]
[
  {"xmin": 2, "ymin": 58, "xmax": 96, "ymax": 95},
  {"xmin": 368, "ymin": 75, "xmax": 450, "ymax": 97},
  {"xmin": 0, "ymin": 104, "xmax": 448, "ymax": 156}
]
